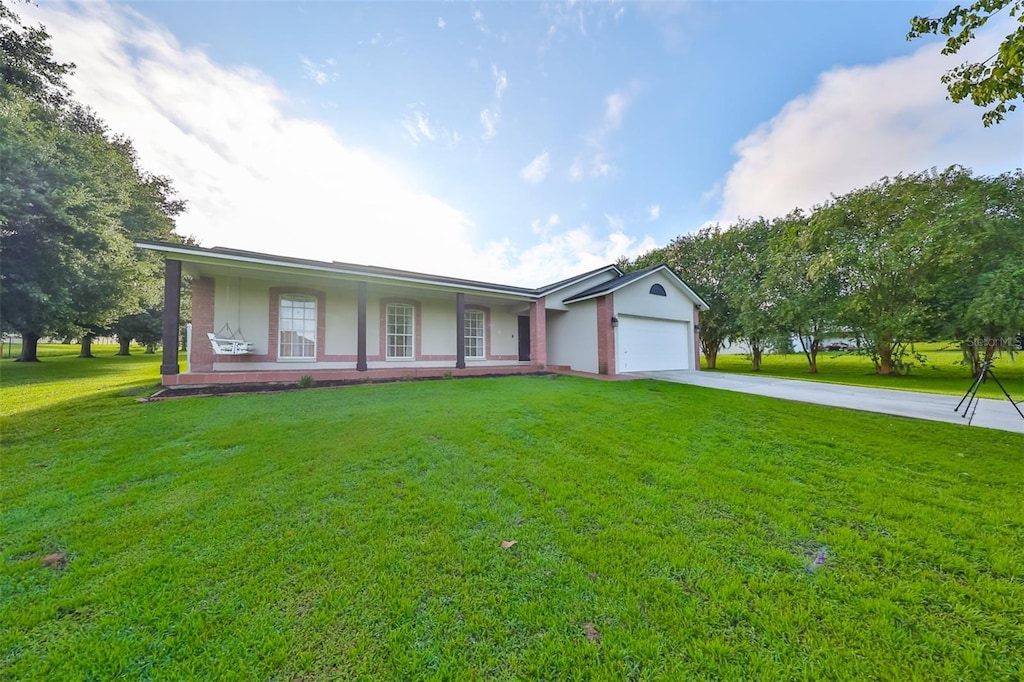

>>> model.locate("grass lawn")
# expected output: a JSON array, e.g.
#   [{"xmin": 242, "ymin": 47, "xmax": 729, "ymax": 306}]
[
  {"xmin": 2, "ymin": 347, "xmax": 1023, "ymax": 679},
  {"xmin": 705, "ymin": 342, "xmax": 1024, "ymax": 399}
]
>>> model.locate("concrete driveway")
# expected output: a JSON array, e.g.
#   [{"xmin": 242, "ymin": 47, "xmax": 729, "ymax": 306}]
[{"xmin": 642, "ymin": 370, "xmax": 1024, "ymax": 434}]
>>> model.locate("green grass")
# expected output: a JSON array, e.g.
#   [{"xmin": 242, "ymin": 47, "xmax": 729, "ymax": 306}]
[
  {"xmin": 706, "ymin": 342, "xmax": 1024, "ymax": 399},
  {"xmin": 2, "ymin": 349, "xmax": 1023, "ymax": 679}
]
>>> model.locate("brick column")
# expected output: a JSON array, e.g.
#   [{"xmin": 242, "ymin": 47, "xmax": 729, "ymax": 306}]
[
  {"xmin": 596, "ymin": 295, "xmax": 616, "ymax": 375},
  {"xmin": 160, "ymin": 259, "xmax": 182, "ymax": 376},
  {"xmin": 693, "ymin": 304, "xmax": 702, "ymax": 371},
  {"xmin": 529, "ymin": 297, "xmax": 547, "ymax": 369},
  {"xmin": 190, "ymin": 276, "xmax": 216, "ymax": 372}
]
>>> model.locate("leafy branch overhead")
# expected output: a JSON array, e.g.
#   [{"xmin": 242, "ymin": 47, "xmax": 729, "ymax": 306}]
[{"xmin": 908, "ymin": 0, "xmax": 1024, "ymax": 126}]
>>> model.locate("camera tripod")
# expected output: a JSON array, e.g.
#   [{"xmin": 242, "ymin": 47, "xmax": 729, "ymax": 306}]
[{"xmin": 954, "ymin": 360, "xmax": 1024, "ymax": 422}]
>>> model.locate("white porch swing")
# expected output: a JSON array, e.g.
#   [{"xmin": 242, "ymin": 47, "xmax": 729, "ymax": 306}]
[
  {"xmin": 207, "ymin": 323, "xmax": 256, "ymax": 355},
  {"xmin": 205, "ymin": 278, "xmax": 256, "ymax": 355}
]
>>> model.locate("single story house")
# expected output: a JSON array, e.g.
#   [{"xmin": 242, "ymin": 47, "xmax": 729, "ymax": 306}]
[{"xmin": 139, "ymin": 240, "xmax": 709, "ymax": 387}]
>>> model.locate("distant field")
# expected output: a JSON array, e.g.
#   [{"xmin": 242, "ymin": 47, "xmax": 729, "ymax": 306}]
[{"xmin": 706, "ymin": 343, "xmax": 1024, "ymax": 399}]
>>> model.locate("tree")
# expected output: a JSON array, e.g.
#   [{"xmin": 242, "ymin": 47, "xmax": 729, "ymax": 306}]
[
  {"xmin": 908, "ymin": 0, "xmax": 1024, "ymax": 126},
  {"xmin": 0, "ymin": 4, "xmax": 184, "ymax": 361},
  {"xmin": 626, "ymin": 226, "xmax": 739, "ymax": 369},
  {"xmin": 765, "ymin": 210, "xmax": 840, "ymax": 374},
  {"xmin": 0, "ymin": 1, "xmax": 72, "ymax": 107},
  {"xmin": 807, "ymin": 167, "xmax": 972, "ymax": 376},
  {"xmin": 722, "ymin": 219, "xmax": 780, "ymax": 371},
  {"xmin": 924, "ymin": 169, "xmax": 1024, "ymax": 372},
  {"xmin": 111, "ymin": 307, "xmax": 163, "ymax": 355}
]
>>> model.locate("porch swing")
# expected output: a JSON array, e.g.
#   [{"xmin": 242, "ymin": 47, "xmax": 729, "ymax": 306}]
[
  {"xmin": 207, "ymin": 323, "xmax": 256, "ymax": 355},
  {"xmin": 205, "ymin": 277, "xmax": 256, "ymax": 355}
]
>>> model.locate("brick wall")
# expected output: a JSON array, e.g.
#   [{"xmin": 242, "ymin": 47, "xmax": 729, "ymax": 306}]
[
  {"xmin": 190, "ymin": 277, "xmax": 216, "ymax": 371},
  {"xmin": 529, "ymin": 297, "xmax": 547, "ymax": 368},
  {"xmin": 596, "ymin": 295, "xmax": 616, "ymax": 375}
]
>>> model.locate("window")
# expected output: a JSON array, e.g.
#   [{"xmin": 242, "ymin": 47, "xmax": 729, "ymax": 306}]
[
  {"xmin": 387, "ymin": 303, "xmax": 414, "ymax": 359},
  {"xmin": 279, "ymin": 295, "xmax": 316, "ymax": 359},
  {"xmin": 465, "ymin": 309, "xmax": 485, "ymax": 359},
  {"xmin": 649, "ymin": 283, "xmax": 667, "ymax": 296}
]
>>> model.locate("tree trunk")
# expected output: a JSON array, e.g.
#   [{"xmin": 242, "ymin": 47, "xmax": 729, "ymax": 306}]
[
  {"xmin": 78, "ymin": 335, "xmax": 94, "ymax": 358},
  {"xmin": 145, "ymin": 343, "xmax": 156, "ymax": 354},
  {"xmin": 878, "ymin": 344, "xmax": 894, "ymax": 376},
  {"xmin": 704, "ymin": 346, "xmax": 718, "ymax": 369},
  {"xmin": 117, "ymin": 337, "xmax": 131, "ymax": 356},
  {"xmin": 961, "ymin": 341, "xmax": 981, "ymax": 376},
  {"xmin": 16, "ymin": 332, "xmax": 41, "ymax": 362},
  {"xmin": 751, "ymin": 345, "xmax": 763, "ymax": 372},
  {"xmin": 984, "ymin": 340, "xmax": 997, "ymax": 364},
  {"xmin": 808, "ymin": 347, "xmax": 818, "ymax": 374}
]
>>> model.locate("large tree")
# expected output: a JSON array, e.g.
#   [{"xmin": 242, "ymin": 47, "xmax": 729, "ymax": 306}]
[
  {"xmin": 908, "ymin": 0, "xmax": 1024, "ymax": 126},
  {"xmin": 765, "ymin": 210, "xmax": 841, "ymax": 374},
  {"xmin": 0, "ymin": 3, "xmax": 184, "ymax": 361},
  {"xmin": 924, "ymin": 168, "xmax": 1024, "ymax": 372},
  {"xmin": 722, "ymin": 218, "xmax": 780, "ymax": 372}
]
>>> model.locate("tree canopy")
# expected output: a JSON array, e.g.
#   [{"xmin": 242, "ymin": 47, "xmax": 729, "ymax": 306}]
[
  {"xmin": 622, "ymin": 166, "xmax": 1024, "ymax": 376},
  {"xmin": 908, "ymin": 0, "xmax": 1024, "ymax": 126},
  {"xmin": 0, "ymin": 2, "xmax": 185, "ymax": 361}
]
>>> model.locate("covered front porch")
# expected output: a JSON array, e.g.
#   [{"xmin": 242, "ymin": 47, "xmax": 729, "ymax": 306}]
[{"xmin": 151, "ymin": 245, "xmax": 549, "ymax": 388}]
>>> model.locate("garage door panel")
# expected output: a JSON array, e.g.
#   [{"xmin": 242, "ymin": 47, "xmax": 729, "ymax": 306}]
[{"xmin": 617, "ymin": 315, "xmax": 689, "ymax": 372}]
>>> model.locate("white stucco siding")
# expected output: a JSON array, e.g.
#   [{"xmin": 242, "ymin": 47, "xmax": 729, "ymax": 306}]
[
  {"xmin": 545, "ymin": 271, "xmax": 620, "ymax": 311},
  {"xmin": 546, "ymin": 301, "xmax": 598, "ymax": 374},
  {"xmin": 421, "ymin": 299, "xmax": 456, "ymax": 356},
  {"xmin": 612, "ymin": 272, "xmax": 694, "ymax": 322},
  {"xmin": 324, "ymin": 288, "xmax": 358, "ymax": 355},
  {"xmin": 488, "ymin": 307, "xmax": 520, "ymax": 357},
  {"xmin": 215, "ymin": 277, "xmax": 270, "ymax": 353}
]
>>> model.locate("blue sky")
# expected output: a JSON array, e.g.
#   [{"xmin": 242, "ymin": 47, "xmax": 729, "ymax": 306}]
[{"xmin": 24, "ymin": 1, "xmax": 1023, "ymax": 285}]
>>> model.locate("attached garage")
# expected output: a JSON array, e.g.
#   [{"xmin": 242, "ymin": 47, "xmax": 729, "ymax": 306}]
[
  {"xmin": 616, "ymin": 315, "xmax": 691, "ymax": 372},
  {"xmin": 558, "ymin": 264, "xmax": 709, "ymax": 376}
]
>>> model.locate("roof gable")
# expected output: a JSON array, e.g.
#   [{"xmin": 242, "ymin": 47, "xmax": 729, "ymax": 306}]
[{"xmin": 562, "ymin": 264, "xmax": 710, "ymax": 310}]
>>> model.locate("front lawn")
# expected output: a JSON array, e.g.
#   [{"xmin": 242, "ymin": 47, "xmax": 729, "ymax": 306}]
[
  {"xmin": 706, "ymin": 343, "xmax": 1024, "ymax": 399},
  {"xmin": 2, "ymin": 351, "xmax": 1023, "ymax": 679}
]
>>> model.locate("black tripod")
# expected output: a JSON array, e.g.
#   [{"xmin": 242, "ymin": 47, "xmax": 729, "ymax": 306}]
[{"xmin": 954, "ymin": 360, "xmax": 1024, "ymax": 422}]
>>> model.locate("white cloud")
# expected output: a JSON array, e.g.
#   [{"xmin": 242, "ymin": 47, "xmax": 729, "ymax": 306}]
[
  {"xmin": 530, "ymin": 213, "xmax": 560, "ymax": 235},
  {"xmin": 604, "ymin": 214, "xmax": 624, "ymax": 231},
  {"xmin": 520, "ymin": 151, "xmax": 551, "ymax": 184},
  {"xmin": 713, "ymin": 23, "xmax": 1023, "ymax": 223},
  {"xmin": 648, "ymin": 204, "xmax": 660, "ymax": 221},
  {"xmin": 591, "ymin": 153, "xmax": 613, "ymax": 178},
  {"xmin": 604, "ymin": 91, "xmax": 629, "ymax": 130},
  {"xmin": 479, "ymin": 64, "xmax": 508, "ymax": 141},
  {"xmin": 437, "ymin": 17, "xmax": 446, "ymax": 29},
  {"xmin": 300, "ymin": 56, "xmax": 337, "ymax": 86},
  {"xmin": 401, "ymin": 110, "xmax": 436, "ymax": 145},
  {"xmin": 480, "ymin": 108, "xmax": 499, "ymax": 140},
  {"xmin": 24, "ymin": 2, "xmax": 642, "ymax": 288},
  {"xmin": 568, "ymin": 158, "xmax": 585, "ymax": 182}
]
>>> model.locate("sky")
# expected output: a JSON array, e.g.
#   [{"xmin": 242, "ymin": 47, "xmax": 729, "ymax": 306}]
[{"xmin": 20, "ymin": 1, "xmax": 1024, "ymax": 286}]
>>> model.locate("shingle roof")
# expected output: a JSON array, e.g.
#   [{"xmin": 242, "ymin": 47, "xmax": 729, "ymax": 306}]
[
  {"xmin": 135, "ymin": 240, "xmax": 622, "ymax": 299},
  {"xmin": 562, "ymin": 263, "xmax": 710, "ymax": 309}
]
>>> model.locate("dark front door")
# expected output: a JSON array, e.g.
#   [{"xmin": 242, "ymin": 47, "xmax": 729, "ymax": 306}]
[{"xmin": 518, "ymin": 315, "xmax": 531, "ymax": 361}]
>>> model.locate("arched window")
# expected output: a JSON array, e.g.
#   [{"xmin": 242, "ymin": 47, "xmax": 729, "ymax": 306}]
[{"xmin": 649, "ymin": 283, "xmax": 667, "ymax": 296}]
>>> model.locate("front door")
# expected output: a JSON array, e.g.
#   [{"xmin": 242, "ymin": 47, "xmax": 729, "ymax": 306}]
[{"xmin": 518, "ymin": 315, "xmax": 530, "ymax": 361}]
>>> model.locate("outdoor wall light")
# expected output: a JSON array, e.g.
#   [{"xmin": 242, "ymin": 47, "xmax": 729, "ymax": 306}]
[{"xmin": 611, "ymin": 316, "xmax": 619, "ymax": 327}]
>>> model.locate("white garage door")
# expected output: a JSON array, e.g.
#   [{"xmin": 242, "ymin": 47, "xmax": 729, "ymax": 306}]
[{"xmin": 616, "ymin": 315, "xmax": 690, "ymax": 372}]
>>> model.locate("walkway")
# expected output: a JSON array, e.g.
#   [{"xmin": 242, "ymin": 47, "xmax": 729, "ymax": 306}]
[{"xmin": 642, "ymin": 370, "xmax": 1024, "ymax": 434}]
